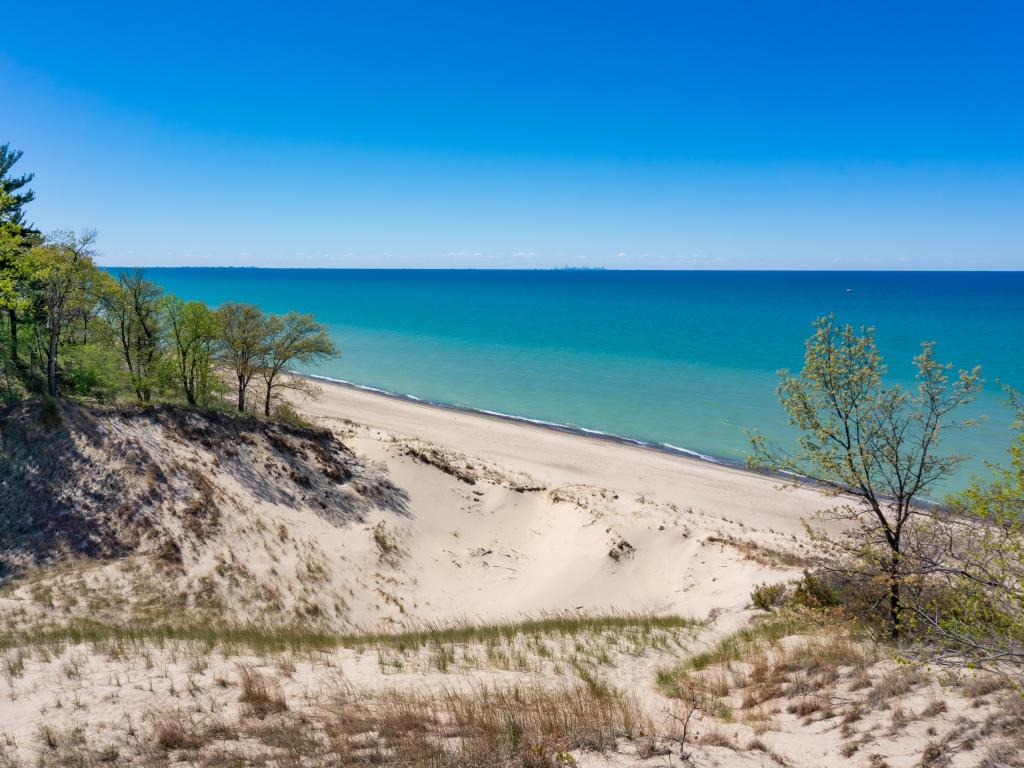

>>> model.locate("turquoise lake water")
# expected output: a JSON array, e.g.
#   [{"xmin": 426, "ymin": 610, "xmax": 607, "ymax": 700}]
[{"xmin": 128, "ymin": 269, "xmax": 1024, "ymax": 494}]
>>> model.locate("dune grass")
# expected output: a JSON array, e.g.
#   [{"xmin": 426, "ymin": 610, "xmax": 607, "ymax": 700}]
[{"xmin": 0, "ymin": 611, "xmax": 701, "ymax": 657}]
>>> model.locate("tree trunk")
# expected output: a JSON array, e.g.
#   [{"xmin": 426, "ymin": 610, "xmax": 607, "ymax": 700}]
[
  {"xmin": 8, "ymin": 309, "xmax": 17, "ymax": 364},
  {"xmin": 888, "ymin": 568, "xmax": 901, "ymax": 639},
  {"xmin": 237, "ymin": 375, "xmax": 246, "ymax": 412},
  {"xmin": 264, "ymin": 381, "xmax": 273, "ymax": 417},
  {"xmin": 47, "ymin": 326, "xmax": 58, "ymax": 398}
]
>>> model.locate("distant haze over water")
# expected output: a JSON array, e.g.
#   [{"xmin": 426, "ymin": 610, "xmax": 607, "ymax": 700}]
[{"xmin": 123, "ymin": 269, "xmax": 1024, "ymax": 494}]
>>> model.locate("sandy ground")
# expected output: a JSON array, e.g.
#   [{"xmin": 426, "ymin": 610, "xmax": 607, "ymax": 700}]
[
  {"xmin": 300, "ymin": 379, "xmax": 826, "ymax": 539},
  {"xmin": 1, "ymin": 387, "xmax": 1020, "ymax": 767},
  {"xmin": 287, "ymin": 378, "xmax": 835, "ymax": 627}
]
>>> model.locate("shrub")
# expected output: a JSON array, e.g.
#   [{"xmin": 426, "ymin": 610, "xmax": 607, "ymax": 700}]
[
  {"xmin": 792, "ymin": 571, "xmax": 842, "ymax": 608},
  {"xmin": 274, "ymin": 402, "xmax": 315, "ymax": 429},
  {"xmin": 751, "ymin": 582, "xmax": 787, "ymax": 611},
  {"xmin": 60, "ymin": 343, "xmax": 129, "ymax": 401}
]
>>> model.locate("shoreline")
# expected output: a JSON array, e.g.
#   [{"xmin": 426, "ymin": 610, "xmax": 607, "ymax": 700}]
[
  {"xmin": 291, "ymin": 368, "xmax": 833, "ymax": 541},
  {"xmin": 297, "ymin": 370, "xmax": 747, "ymax": 472},
  {"xmin": 293, "ymin": 373, "xmax": 942, "ymax": 505},
  {"xmin": 296, "ymin": 371, "xmax": 943, "ymax": 510}
]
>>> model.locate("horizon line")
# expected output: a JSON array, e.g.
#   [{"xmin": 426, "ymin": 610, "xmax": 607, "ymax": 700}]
[{"xmin": 98, "ymin": 265, "xmax": 1024, "ymax": 272}]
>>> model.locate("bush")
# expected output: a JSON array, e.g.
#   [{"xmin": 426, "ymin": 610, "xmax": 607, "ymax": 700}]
[
  {"xmin": 792, "ymin": 571, "xmax": 842, "ymax": 608},
  {"xmin": 751, "ymin": 582, "xmax": 787, "ymax": 611},
  {"xmin": 60, "ymin": 343, "xmax": 128, "ymax": 401},
  {"xmin": 274, "ymin": 402, "xmax": 315, "ymax": 429}
]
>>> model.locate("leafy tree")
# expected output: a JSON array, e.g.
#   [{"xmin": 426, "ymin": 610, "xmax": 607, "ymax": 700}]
[
  {"xmin": 215, "ymin": 302, "xmax": 266, "ymax": 412},
  {"xmin": 164, "ymin": 295, "xmax": 219, "ymax": 407},
  {"xmin": 0, "ymin": 145, "xmax": 38, "ymax": 362},
  {"xmin": 748, "ymin": 315, "xmax": 981, "ymax": 637},
  {"xmin": 0, "ymin": 144, "xmax": 36, "ymax": 228},
  {"xmin": 0, "ymin": 222, "xmax": 23, "ymax": 366},
  {"xmin": 19, "ymin": 231, "xmax": 99, "ymax": 398},
  {"xmin": 0, "ymin": 205, "xmax": 24, "ymax": 346},
  {"xmin": 60, "ymin": 341, "xmax": 129, "ymax": 401},
  {"xmin": 0, "ymin": 204, "xmax": 25, "ymax": 395},
  {"xmin": 905, "ymin": 387, "xmax": 1024, "ymax": 670},
  {"xmin": 97, "ymin": 269, "xmax": 164, "ymax": 401},
  {"xmin": 257, "ymin": 312, "xmax": 338, "ymax": 417}
]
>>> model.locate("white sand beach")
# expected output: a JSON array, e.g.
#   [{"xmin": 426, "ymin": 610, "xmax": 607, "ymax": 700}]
[
  {"xmin": 0, "ymin": 384, "xmax": 1014, "ymax": 768},
  {"xmin": 293, "ymin": 377, "xmax": 831, "ymax": 625}
]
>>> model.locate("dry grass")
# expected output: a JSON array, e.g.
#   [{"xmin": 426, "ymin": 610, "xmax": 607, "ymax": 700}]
[
  {"xmin": 148, "ymin": 708, "xmax": 209, "ymax": 751},
  {"xmin": 17, "ymin": 680, "xmax": 650, "ymax": 768},
  {"xmin": 865, "ymin": 667, "xmax": 925, "ymax": 708},
  {"xmin": 236, "ymin": 663, "xmax": 288, "ymax": 717},
  {"xmin": 322, "ymin": 682, "xmax": 648, "ymax": 766},
  {"xmin": 654, "ymin": 609, "xmax": 970, "ymax": 762},
  {"xmin": 706, "ymin": 534, "xmax": 808, "ymax": 569}
]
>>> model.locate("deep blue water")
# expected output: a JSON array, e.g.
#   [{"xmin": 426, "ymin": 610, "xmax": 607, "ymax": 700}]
[{"xmin": 123, "ymin": 269, "xmax": 1024, "ymax": 494}]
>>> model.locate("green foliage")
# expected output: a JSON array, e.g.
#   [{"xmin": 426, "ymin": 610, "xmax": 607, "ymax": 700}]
[
  {"xmin": 60, "ymin": 343, "xmax": 129, "ymax": 401},
  {"xmin": 750, "ymin": 582, "xmax": 788, "ymax": 611},
  {"xmin": 0, "ymin": 143, "xmax": 343, "ymax": 423},
  {"xmin": 164, "ymin": 295, "xmax": 221, "ymax": 407},
  {"xmin": 791, "ymin": 571, "xmax": 842, "ymax": 609},
  {"xmin": 749, "ymin": 315, "xmax": 980, "ymax": 500},
  {"xmin": 20, "ymin": 230, "xmax": 102, "ymax": 397},
  {"xmin": 215, "ymin": 302, "xmax": 268, "ymax": 412},
  {"xmin": 0, "ymin": 144, "xmax": 35, "ymax": 228},
  {"xmin": 273, "ymin": 402, "xmax": 315, "ymax": 429},
  {"xmin": 96, "ymin": 269, "xmax": 165, "ymax": 402},
  {"xmin": 954, "ymin": 387, "xmax": 1024, "ymax": 524},
  {"xmin": 749, "ymin": 315, "xmax": 981, "ymax": 638},
  {"xmin": 0, "ymin": 220, "xmax": 26, "ymax": 311},
  {"xmin": 258, "ymin": 311, "xmax": 339, "ymax": 416},
  {"xmin": 912, "ymin": 387, "xmax": 1024, "ymax": 668},
  {"xmin": 0, "ymin": 143, "xmax": 341, "ymax": 413}
]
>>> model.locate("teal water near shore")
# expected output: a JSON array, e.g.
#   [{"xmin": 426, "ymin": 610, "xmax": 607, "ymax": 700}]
[{"xmin": 124, "ymin": 268, "xmax": 1024, "ymax": 493}]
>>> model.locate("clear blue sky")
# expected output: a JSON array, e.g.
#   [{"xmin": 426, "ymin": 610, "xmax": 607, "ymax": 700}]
[{"xmin": 2, "ymin": 1, "xmax": 1023, "ymax": 269}]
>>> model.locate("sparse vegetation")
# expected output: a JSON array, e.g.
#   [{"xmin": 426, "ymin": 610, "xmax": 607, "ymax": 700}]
[
  {"xmin": 236, "ymin": 663, "xmax": 288, "ymax": 717},
  {"xmin": 0, "ymin": 611, "xmax": 699, "ymax": 658},
  {"xmin": 749, "ymin": 317, "xmax": 1024, "ymax": 688},
  {"xmin": 751, "ymin": 582, "xmax": 788, "ymax": 611},
  {"xmin": 749, "ymin": 316, "xmax": 981, "ymax": 638}
]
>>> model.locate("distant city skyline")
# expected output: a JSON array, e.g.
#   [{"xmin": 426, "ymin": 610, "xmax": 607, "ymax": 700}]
[{"xmin": 3, "ymin": 1, "xmax": 1023, "ymax": 269}]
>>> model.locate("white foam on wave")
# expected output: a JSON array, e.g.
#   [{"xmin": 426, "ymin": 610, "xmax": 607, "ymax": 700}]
[{"xmin": 661, "ymin": 442, "xmax": 720, "ymax": 463}]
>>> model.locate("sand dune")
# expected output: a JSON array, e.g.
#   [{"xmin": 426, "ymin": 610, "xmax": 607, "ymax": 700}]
[
  {"xmin": 2, "ymin": 389, "xmax": 1019, "ymax": 767},
  {"xmin": 292, "ymin": 378, "xmax": 830, "ymax": 628}
]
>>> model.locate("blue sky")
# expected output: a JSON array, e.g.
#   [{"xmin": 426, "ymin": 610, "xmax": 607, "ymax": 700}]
[{"xmin": 2, "ymin": 1, "xmax": 1023, "ymax": 269}]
